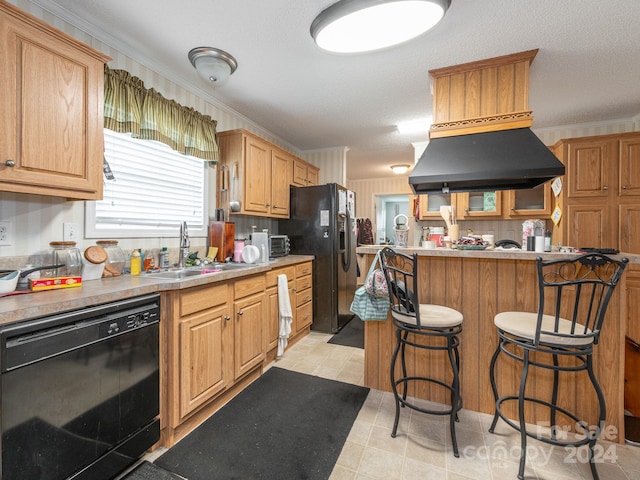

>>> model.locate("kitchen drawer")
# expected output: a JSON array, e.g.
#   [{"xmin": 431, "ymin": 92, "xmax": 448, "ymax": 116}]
[
  {"xmin": 296, "ymin": 288, "xmax": 312, "ymax": 308},
  {"xmin": 296, "ymin": 274, "xmax": 312, "ymax": 292},
  {"xmin": 234, "ymin": 275, "xmax": 266, "ymax": 299},
  {"xmin": 296, "ymin": 262, "xmax": 312, "ymax": 278},
  {"xmin": 180, "ymin": 283, "xmax": 228, "ymax": 316},
  {"xmin": 265, "ymin": 266, "xmax": 295, "ymax": 288},
  {"xmin": 296, "ymin": 300, "xmax": 313, "ymax": 330}
]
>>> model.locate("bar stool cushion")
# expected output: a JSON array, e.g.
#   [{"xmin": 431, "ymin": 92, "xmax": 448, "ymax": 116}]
[
  {"xmin": 494, "ymin": 311, "xmax": 593, "ymax": 346},
  {"xmin": 394, "ymin": 304, "xmax": 463, "ymax": 328}
]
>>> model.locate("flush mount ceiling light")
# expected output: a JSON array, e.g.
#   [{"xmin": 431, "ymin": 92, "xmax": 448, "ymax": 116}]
[
  {"xmin": 188, "ymin": 47, "xmax": 238, "ymax": 84},
  {"xmin": 391, "ymin": 164, "xmax": 411, "ymax": 175},
  {"xmin": 310, "ymin": 0, "xmax": 450, "ymax": 53}
]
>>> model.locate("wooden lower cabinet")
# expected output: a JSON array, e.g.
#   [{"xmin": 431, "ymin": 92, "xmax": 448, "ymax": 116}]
[
  {"xmin": 164, "ymin": 283, "xmax": 233, "ymax": 437},
  {"xmin": 178, "ymin": 302, "xmax": 231, "ymax": 419},
  {"xmin": 233, "ymin": 275, "xmax": 267, "ymax": 380},
  {"xmin": 265, "ymin": 266, "xmax": 296, "ymax": 352},
  {"xmin": 161, "ymin": 260, "xmax": 313, "ymax": 447},
  {"xmin": 264, "ymin": 262, "xmax": 314, "ymax": 360},
  {"xmin": 295, "ymin": 262, "xmax": 313, "ymax": 332}
]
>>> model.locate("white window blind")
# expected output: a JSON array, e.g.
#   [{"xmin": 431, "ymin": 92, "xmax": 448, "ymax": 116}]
[{"xmin": 85, "ymin": 129, "xmax": 208, "ymax": 238}]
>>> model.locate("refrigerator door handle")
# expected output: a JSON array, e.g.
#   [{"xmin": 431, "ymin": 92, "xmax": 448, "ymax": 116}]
[{"xmin": 341, "ymin": 211, "xmax": 352, "ymax": 271}]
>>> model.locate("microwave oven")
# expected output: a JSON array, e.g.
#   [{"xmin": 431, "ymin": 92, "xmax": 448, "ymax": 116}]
[{"xmin": 269, "ymin": 235, "xmax": 290, "ymax": 257}]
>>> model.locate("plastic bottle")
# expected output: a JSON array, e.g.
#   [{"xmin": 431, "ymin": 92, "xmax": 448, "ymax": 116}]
[
  {"xmin": 160, "ymin": 247, "xmax": 170, "ymax": 268},
  {"xmin": 130, "ymin": 249, "xmax": 142, "ymax": 276}
]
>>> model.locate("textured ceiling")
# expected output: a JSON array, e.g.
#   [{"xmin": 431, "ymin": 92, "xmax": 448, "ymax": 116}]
[{"xmin": 34, "ymin": 0, "xmax": 640, "ymax": 179}]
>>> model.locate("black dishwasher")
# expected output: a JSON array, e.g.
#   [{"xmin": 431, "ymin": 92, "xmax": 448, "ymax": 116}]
[{"xmin": 0, "ymin": 293, "xmax": 161, "ymax": 480}]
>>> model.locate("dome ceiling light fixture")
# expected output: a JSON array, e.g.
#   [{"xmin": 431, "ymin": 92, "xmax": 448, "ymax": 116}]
[
  {"xmin": 188, "ymin": 47, "xmax": 238, "ymax": 84},
  {"xmin": 310, "ymin": 0, "xmax": 450, "ymax": 54},
  {"xmin": 391, "ymin": 164, "xmax": 411, "ymax": 175}
]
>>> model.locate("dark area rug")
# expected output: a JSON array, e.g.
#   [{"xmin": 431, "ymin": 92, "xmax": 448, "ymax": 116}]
[
  {"xmin": 328, "ymin": 316, "xmax": 364, "ymax": 349},
  {"xmin": 155, "ymin": 367, "xmax": 369, "ymax": 480},
  {"xmin": 123, "ymin": 461, "xmax": 185, "ymax": 480}
]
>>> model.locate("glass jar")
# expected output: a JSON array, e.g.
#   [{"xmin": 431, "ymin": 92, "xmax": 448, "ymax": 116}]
[
  {"xmin": 49, "ymin": 241, "xmax": 83, "ymax": 277},
  {"xmin": 96, "ymin": 240, "xmax": 126, "ymax": 276}
]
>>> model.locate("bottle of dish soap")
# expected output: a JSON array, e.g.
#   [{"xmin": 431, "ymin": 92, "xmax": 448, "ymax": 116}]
[{"xmin": 130, "ymin": 249, "xmax": 142, "ymax": 276}]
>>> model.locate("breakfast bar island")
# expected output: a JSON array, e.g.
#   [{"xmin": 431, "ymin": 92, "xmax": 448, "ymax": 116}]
[{"xmin": 356, "ymin": 246, "xmax": 639, "ymax": 443}]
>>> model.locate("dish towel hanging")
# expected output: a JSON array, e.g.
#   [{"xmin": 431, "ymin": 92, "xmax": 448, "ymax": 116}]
[{"xmin": 277, "ymin": 274, "xmax": 293, "ymax": 357}]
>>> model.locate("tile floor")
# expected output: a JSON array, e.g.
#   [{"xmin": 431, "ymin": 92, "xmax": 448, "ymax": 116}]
[{"xmin": 273, "ymin": 330, "xmax": 640, "ymax": 480}]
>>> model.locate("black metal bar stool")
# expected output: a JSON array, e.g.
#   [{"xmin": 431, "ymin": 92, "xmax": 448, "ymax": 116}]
[
  {"xmin": 379, "ymin": 247, "xmax": 464, "ymax": 456},
  {"xmin": 488, "ymin": 253, "xmax": 628, "ymax": 479}
]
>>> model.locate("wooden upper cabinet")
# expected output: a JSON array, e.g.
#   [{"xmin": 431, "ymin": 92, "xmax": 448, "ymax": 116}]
[
  {"xmin": 218, "ymin": 129, "xmax": 294, "ymax": 219},
  {"xmin": 564, "ymin": 137, "xmax": 617, "ymax": 198},
  {"xmin": 552, "ymin": 132, "xmax": 640, "ymax": 252},
  {"xmin": 0, "ymin": 2, "xmax": 110, "ymax": 200},
  {"xmin": 620, "ymin": 204, "xmax": 640, "ymax": 254},
  {"xmin": 292, "ymin": 157, "xmax": 319, "ymax": 187},
  {"xmin": 566, "ymin": 203, "xmax": 616, "ymax": 250},
  {"xmin": 417, "ymin": 193, "xmax": 456, "ymax": 220},
  {"xmin": 458, "ymin": 191, "xmax": 502, "ymax": 218},
  {"xmin": 244, "ymin": 135, "xmax": 271, "ymax": 214},
  {"xmin": 271, "ymin": 149, "xmax": 292, "ymax": 217},
  {"xmin": 505, "ymin": 183, "xmax": 553, "ymax": 218},
  {"xmin": 620, "ymin": 136, "xmax": 640, "ymax": 196}
]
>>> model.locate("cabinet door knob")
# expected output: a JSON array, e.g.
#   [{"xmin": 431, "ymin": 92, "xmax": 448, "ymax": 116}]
[
  {"xmin": 623, "ymin": 185, "xmax": 629, "ymax": 190},
  {"xmin": 237, "ymin": 310, "xmax": 243, "ymax": 316},
  {"xmin": 603, "ymin": 185, "xmax": 609, "ymax": 190},
  {"xmin": 5, "ymin": 160, "xmax": 15, "ymax": 167},
  {"xmin": 224, "ymin": 315, "xmax": 231, "ymax": 321}
]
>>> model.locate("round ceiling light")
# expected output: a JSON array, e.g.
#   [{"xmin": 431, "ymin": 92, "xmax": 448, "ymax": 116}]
[
  {"xmin": 391, "ymin": 164, "xmax": 411, "ymax": 175},
  {"xmin": 188, "ymin": 47, "xmax": 238, "ymax": 84},
  {"xmin": 311, "ymin": 0, "xmax": 450, "ymax": 54}
]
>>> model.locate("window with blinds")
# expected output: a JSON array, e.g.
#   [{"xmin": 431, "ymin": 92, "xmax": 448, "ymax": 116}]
[{"xmin": 85, "ymin": 129, "xmax": 208, "ymax": 238}]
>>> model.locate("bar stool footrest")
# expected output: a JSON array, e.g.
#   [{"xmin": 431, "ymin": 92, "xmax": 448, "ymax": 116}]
[{"xmin": 493, "ymin": 394, "xmax": 600, "ymax": 447}]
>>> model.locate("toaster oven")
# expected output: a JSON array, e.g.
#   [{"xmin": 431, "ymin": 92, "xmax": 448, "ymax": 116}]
[{"xmin": 269, "ymin": 235, "xmax": 290, "ymax": 257}]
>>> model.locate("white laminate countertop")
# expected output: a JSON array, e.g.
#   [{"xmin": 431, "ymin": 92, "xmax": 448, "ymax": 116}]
[{"xmin": 0, "ymin": 255, "xmax": 314, "ymax": 326}]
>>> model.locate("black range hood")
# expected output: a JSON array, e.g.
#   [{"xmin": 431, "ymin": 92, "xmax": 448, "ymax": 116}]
[{"xmin": 408, "ymin": 128, "xmax": 565, "ymax": 194}]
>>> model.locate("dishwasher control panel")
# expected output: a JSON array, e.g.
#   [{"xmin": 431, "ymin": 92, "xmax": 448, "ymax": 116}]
[{"xmin": 102, "ymin": 305, "xmax": 160, "ymax": 336}]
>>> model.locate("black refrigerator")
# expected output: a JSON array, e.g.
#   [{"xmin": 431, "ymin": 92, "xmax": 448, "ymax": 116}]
[{"xmin": 279, "ymin": 183, "xmax": 357, "ymax": 333}]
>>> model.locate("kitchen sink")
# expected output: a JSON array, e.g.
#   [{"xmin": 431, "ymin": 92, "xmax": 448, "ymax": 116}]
[{"xmin": 144, "ymin": 263, "xmax": 254, "ymax": 279}]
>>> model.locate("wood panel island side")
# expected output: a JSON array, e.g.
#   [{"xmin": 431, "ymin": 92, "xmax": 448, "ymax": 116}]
[{"xmin": 357, "ymin": 246, "xmax": 639, "ymax": 443}]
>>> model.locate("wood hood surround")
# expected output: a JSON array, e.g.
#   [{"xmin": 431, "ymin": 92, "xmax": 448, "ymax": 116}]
[
  {"xmin": 429, "ymin": 49, "xmax": 537, "ymax": 138},
  {"xmin": 409, "ymin": 49, "xmax": 565, "ymax": 194}
]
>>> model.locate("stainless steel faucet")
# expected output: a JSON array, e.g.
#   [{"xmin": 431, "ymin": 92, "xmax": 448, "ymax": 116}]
[{"xmin": 178, "ymin": 221, "xmax": 190, "ymax": 268}]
